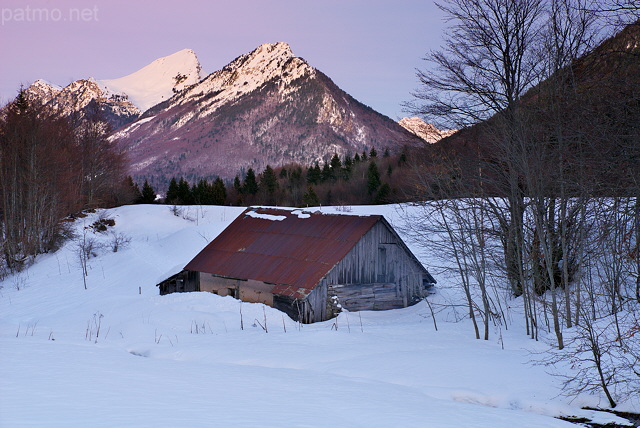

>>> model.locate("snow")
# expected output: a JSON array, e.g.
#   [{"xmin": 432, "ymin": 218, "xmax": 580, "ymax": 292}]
[
  {"xmin": 24, "ymin": 79, "xmax": 63, "ymax": 105},
  {"xmin": 0, "ymin": 204, "xmax": 636, "ymax": 427},
  {"xmin": 99, "ymin": 49, "xmax": 202, "ymax": 112},
  {"xmin": 398, "ymin": 117, "xmax": 457, "ymax": 143},
  {"xmin": 245, "ymin": 210, "xmax": 286, "ymax": 221},
  {"xmin": 30, "ymin": 79, "xmax": 62, "ymax": 91},
  {"xmin": 176, "ymin": 42, "xmax": 315, "ymax": 118},
  {"xmin": 291, "ymin": 209, "xmax": 311, "ymax": 218}
]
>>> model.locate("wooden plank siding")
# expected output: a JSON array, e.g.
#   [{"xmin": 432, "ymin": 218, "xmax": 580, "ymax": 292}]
[{"xmin": 307, "ymin": 219, "xmax": 429, "ymax": 319}]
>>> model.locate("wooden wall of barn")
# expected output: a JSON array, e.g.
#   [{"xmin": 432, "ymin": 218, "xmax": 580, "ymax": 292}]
[
  {"xmin": 313, "ymin": 220, "xmax": 429, "ymax": 316},
  {"xmin": 158, "ymin": 270, "xmax": 199, "ymax": 295}
]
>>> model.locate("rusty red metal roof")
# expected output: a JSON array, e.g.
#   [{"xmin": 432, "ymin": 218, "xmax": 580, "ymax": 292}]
[{"xmin": 184, "ymin": 208, "xmax": 381, "ymax": 298}]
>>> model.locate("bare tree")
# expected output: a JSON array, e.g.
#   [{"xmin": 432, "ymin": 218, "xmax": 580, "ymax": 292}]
[
  {"xmin": 0, "ymin": 89, "xmax": 130, "ymax": 275},
  {"xmin": 0, "ymin": 90, "xmax": 82, "ymax": 272},
  {"xmin": 409, "ymin": 0, "xmax": 551, "ymax": 302},
  {"xmin": 407, "ymin": 0, "xmax": 638, "ymax": 404},
  {"xmin": 402, "ymin": 154, "xmax": 506, "ymax": 340},
  {"xmin": 74, "ymin": 103, "xmax": 127, "ymax": 208}
]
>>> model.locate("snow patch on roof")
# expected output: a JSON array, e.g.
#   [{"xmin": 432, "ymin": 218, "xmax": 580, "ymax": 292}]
[
  {"xmin": 246, "ymin": 210, "xmax": 286, "ymax": 221},
  {"xmin": 291, "ymin": 209, "xmax": 311, "ymax": 219}
]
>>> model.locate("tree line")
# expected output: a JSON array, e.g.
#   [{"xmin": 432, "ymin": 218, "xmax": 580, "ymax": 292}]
[{"xmin": 137, "ymin": 147, "xmax": 414, "ymax": 208}]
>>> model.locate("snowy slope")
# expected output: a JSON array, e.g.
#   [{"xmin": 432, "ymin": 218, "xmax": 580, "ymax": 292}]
[
  {"xmin": 398, "ymin": 117, "xmax": 457, "ymax": 143},
  {"xmin": 0, "ymin": 204, "xmax": 635, "ymax": 427},
  {"xmin": 99, "ymin": 49, "xmax": 202, "ymax": 111}
]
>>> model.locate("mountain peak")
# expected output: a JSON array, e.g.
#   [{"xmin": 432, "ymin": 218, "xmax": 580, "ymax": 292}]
[
  {"xmin": 224, "ymin": 41, "xmax": 299, "ymax": 76},
  {"xmin": 24, "ymin": 79, "xmax": 62, "ymax": 105},
  {"xmin": 248, "ymin": 42, "xmax": 293, "ymax": 61},
  {"xmin": 398, "ymin": 117, "xmax": 457, "ymax": 143},
  {"xmin": 31, "ymin": 79, "xmax": 62, "ymax": 91},
  {"xmin": 170, "ymin": 42, "xmax": 313, "ymax": 115},
  {"xmin": 99, "ymin": 49, "xmax": 202, "ymax": 111}
]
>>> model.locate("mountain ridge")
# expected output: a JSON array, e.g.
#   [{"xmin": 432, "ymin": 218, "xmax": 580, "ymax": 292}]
[
  {"xmin": 115, "ymin": 42, "xmax": 422, "ymax": 185},
  {"xmin": 22, "ymin": 48, "xmax": 203, "ymax": 129},
  {"xmin": 21, "ymin": 43, "xmax": 423, "ymax": 185}
]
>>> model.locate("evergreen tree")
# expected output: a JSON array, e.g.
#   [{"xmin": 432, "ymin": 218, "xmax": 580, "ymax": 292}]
[
  {"xmin": 290, "ymin": 167, "xmax": 303, "ymax": 183},
  {"xmin": 205, "ymin": 179, "xmax": 215, "ymax": 204},
  {"xmin": 344, "ymin": 154, "xmax": 353, "ymax": 169},
  {"xmin": 166, "ymin": 177, "xmax": 179, "ymax": 203},
  {"xmin": 279, "ymin": 168, "xmax": 288, "ymax": 179},
  {"xmin": 260, "ymin": 165, "xmax": 278, "ymax": 195},
  {"xmin": 369, "ymin": 147, "xmax": 378, "ymax": 158},
  {"xmin": 307, "ymin": 162, "xmax": 321, "ymax": 185},
  {"xmin": 125, "ymin": 176, "xmax": 142, "ymax": 203},
  {"xmin": 383, "ymin": 148, "xmax": 390, "ymax": 158},
  {"xmin": 354, "ymin": 153, "xmax": 361, "ymax": 163},
  {"xmin": 233, "ymin": 175, "xmax": 242, "ymax": 194},
  {"xmin": 313, "ymin": 163, "xmax": 322, "ymax": 181},
  {"xmin": 190, "ymin": 183, "xmax": 199, "ymax": 203},
  {"xmin": 367, "ymin": 161, "xmax": 381, "ymax": 195},
  {"xmin": 177, "ymin": 178, "xmax": 192, "ymax": 204},
  {"xmin": 398, "ymin": 152, "xmax": 407, "ymax": 166},
  {"xmin": 14, "ymin": 86, "xmax": 29, "ymax": 112},
  {"xmin": 374, "ymin": 182, "xmax": 391, "ymax": 204},
  {"xmin": 193, "ymin": 179, "xmax": 213, "ymax": 204},
  {"xmin": 343, "ymin": 154, "xmax": 353, "ymax": 180},
  {"xmin": 212, "ymin": 177, "xmax": 227, "ymax": 205},
  {"xmin": 302, "ymin": 186, "xmax": 319, "ymax": 207},
  {"xmin": 321, "ymin": 162, "xmax": 332, "ymax": 182},
  {"xmin": 361, "ymin": 151, "xmax": 368, "ymax": 161},
  {"xmin": 140, "ymin": 180, "xmax": 156, "ymax": 204},
  {"xmin": 330, "ymin": 153, "xmax": 342, "ymax": 170},
  {"xmin": 243, "ymin": 168, "xmax": 258, "ymax": 195}
]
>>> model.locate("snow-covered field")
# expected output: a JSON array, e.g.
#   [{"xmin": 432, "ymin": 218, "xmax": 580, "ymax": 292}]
[{"xmin": 0, "ymin": 204, "xmax": 635, "ymax": 427}]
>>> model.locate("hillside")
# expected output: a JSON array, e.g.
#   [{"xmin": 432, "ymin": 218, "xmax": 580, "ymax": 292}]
[
  {"xmin": 416, "ymin": 21, "xmax": 640, "ymax": 198},
  {"xmin": 0, "ymin": 204, "xmax": 636, "ymax": 427}
]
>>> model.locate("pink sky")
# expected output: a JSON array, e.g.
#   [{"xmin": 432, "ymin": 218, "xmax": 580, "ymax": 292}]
[{"xmin": 0, "ymin": 0, "xmax": 445, "ymax": 119}]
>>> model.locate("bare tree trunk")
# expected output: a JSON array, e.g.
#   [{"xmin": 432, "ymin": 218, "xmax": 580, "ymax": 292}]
[{"xmin": 438, "ymin": 203, "xmax": 481, "ymax": 339}]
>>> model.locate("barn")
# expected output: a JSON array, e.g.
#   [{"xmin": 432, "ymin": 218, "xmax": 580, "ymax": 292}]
[{"xmin": 157, "ymin": 207, "xmax": 435, "ymax": 323}]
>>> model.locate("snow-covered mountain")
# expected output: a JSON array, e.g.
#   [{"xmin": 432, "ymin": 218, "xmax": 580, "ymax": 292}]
[
  {"xmin": 47, "ymin": 78, "xmax": 141, "ymax": 128},
  {"xmin": 398, "ymin": 117, "xmax": 457, "ymax": 143},
  {"xmin": 22, "ymin": 49, "xmax": 202, "ymax": 129},
  {"xmin": 99, "ymin": 49, "xmax": 202, "ymax": 111},
  {"xmin": 22, "ymin": 44, "xmax": 422, "ymax": 184},
  {"xmin": 23, "ymin": 79, "xmax": 62, "ymax": 104},
  {"xmin": 115, "ymin": 42, "xmax": 421, "ymax": 184}
]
